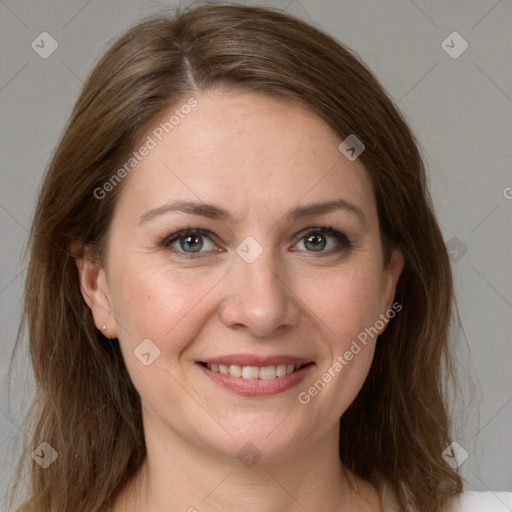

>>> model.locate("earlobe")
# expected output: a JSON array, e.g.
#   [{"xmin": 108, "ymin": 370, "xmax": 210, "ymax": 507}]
[{"xmin": 70, "ymin": 241, "xmax": 117, "ymax": 338}]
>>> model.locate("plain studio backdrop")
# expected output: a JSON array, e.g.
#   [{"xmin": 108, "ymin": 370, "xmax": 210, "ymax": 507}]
[{"xmin": 0, "ymin": 0, "xmax": 511, "ymax": 507}]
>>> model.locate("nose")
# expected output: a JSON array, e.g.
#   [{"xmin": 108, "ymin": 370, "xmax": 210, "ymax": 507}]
[{"xmin": 219, "ymin": 249, "xmax": 301, "ymax": 338}]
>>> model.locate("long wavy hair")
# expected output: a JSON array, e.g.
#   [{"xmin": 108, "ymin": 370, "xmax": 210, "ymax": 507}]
[{"xmin": 7, "ymin": 3, "xmax": 463, "ymax": 511}]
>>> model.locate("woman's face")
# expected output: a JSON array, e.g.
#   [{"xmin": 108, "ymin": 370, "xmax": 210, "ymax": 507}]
[{"xmin": 83, "ymin": 90, "xmax": 403, "ymax": 461}]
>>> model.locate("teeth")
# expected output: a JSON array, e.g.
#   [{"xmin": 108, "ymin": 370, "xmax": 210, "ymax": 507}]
[
  {"xmin": 276, "ymin": 364, "xmax": 287, "ymax": 377},
  {"xmin": 205, "ymin": 363, "xmax": 306, "ymax": 379},
  {"xmin": 259, "ymin": 365, "xmax": 277, "ymax": 380},
  {"xmin": 229, "ymin": 364, "xmax": 242, "ymax": 377},
  {"xmin": 242, "ymin": 366, "xmax": 259, "ymax": 379}
]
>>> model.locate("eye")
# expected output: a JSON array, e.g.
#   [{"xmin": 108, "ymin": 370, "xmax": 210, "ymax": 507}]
[
  {"xmin": 162, "ymin": 229, "xmax": 218, "ymax": 256},
  {"xmin": 160, "ymin": 226, "xmax": 352, "ymax": 258},
  {"xmin": 293, "ymin": 226, "xmax": 352, "ymax": 254}
]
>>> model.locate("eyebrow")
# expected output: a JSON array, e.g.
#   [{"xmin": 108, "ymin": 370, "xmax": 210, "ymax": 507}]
[
  {"xmin": 139, "ymin": 200, "xmax": 232, "ymax": 225},
  {"xmin": 138, "ymin": 198, "xmax": 365, "ymax": 225},
  {"xmin": 287, "ymin": 199, "xmax": 365, "ymax": 224}
]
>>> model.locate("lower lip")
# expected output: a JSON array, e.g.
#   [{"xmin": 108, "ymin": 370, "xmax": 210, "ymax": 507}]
[{"xmin": 196, "ymin": 363, "xmax": 315, "ymax": 397}]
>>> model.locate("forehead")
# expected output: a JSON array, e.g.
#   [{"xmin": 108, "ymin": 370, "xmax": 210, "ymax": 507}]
[{"xmin": 114, "ymin": 90, "xmax": 377, "ymax": 225}]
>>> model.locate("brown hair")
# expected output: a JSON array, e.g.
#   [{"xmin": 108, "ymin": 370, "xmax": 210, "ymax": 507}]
[{"xmin": 8, "ymin": 3, "xmax": 463, "ymax": 511}]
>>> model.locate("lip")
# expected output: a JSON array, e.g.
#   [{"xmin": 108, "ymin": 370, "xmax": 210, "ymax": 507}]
[{"xmin": 196, "ymin": 357, "xmax": 315, "ymax": 397}]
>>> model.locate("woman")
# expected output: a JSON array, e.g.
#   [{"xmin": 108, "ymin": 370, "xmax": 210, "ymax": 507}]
[{"xmin": 7, "ymin": 3, "xmax": 512, "ymax": 511}]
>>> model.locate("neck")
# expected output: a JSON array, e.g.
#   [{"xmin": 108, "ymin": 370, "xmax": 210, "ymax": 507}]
[{"xmin": 112, "ymin": 418, "xmax": 382, "ymax": 512}]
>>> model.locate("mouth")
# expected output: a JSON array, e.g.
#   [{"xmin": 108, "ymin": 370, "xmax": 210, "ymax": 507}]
[{"xmin": 195, "ymin": 356, "xmax": 315, "ymax": 397}]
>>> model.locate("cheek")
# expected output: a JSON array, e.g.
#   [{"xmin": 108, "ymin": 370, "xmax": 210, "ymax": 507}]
[
  {"xmin": 321, "ymin": 265, "xmax": 384, "ymax": 408},
  {"xmin": 302, "ymin": 272, "xmax": 381, "ymax": 418},
  {"xmin": 107, "ymin": 260, "xmax": 218, "ymax": 401},
  {"xmin": 300, "ymin": 262, "xmax": 384, "ymax": 344},
  {"xmin": 109, "ymin": 257, "xmax": 223, "ymax": 350}
]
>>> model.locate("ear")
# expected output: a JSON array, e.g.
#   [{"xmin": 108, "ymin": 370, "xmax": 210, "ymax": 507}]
[
  {"xmin": 380, "ymin": 247, "xmax": 404, "ymax": 314},
  {"xmin": 70, "ymin": 241, "xmax": 118, "ymax": 339}
]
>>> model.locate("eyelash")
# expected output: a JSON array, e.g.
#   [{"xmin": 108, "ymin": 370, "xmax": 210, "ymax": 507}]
[{"xmin": 160, "ymin": 226, "xmax": 352, "ymax": 259}]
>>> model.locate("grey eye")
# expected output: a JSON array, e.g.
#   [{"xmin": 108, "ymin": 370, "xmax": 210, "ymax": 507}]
[
  {"xmin": 304, "ymin": 233, "xmax": 327, "ymax": 251},
  {"xmin": 179, "ymin": 235, "xmax": 204, "ymax": 252}
]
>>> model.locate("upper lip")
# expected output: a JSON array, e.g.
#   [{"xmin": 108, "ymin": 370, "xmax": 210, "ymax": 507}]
[{"xmin": 198, "ymin": 354, "xmax": 314, "ymax": 367}]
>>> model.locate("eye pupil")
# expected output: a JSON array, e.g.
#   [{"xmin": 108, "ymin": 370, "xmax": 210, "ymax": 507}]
[
  {"xmin": 305, "ymin": 233, "xmax": 326, "ymax": 251},
  {"xmin": 180, "ymin": 235, "xmax": 203, "ymax": 252}
]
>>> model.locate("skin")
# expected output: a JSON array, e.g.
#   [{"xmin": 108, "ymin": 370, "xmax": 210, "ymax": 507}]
[{"xmin": 75, "ymin": 89, "xmax": 403, "ymax": 512}]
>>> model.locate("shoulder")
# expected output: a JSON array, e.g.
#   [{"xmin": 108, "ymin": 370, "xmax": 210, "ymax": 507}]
[{"xmin": 447, "ymin": 490, "xmax": 512, "ymax": 511}]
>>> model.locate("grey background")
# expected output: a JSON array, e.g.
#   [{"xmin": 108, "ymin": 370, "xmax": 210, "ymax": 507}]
[{"xmin": 1, "ymin": 0, "xmax": 511, "ymax": 508}]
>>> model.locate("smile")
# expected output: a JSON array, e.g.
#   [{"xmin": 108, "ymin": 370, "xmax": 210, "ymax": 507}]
[{"xmin": 196, "ymin": 357, "xmax": 315, "ymax": 397}]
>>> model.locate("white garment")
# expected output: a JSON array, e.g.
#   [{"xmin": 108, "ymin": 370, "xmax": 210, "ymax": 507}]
[{"xmin": 379, "ymin": 479, "xmax": 512, "ymax": 511}]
